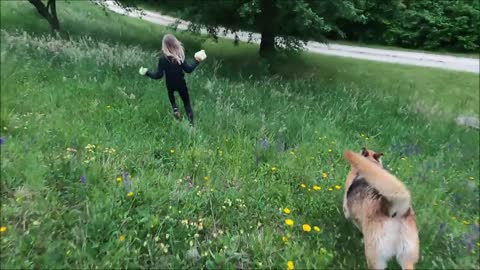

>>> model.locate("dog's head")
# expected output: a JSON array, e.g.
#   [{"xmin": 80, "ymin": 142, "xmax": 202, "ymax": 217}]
[{"xmin": 360, "ymin": 147, "xmax": 384, "ymax": 167}]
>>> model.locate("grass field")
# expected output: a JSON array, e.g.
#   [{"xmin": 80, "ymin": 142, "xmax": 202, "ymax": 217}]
[{"xmin": 1, "ymin": 1, "xmax": 479, "ymax": 269}]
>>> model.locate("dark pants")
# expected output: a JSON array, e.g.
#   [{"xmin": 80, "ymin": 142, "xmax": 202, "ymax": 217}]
[{"xmin": 167, "ymin": 87, "xmax": 193, "ymax": 125}]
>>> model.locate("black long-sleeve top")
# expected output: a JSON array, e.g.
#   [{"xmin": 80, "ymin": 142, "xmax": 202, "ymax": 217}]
[{"xmin": 146, "ymin": 55, "xmax": 199, "ymax": 90}]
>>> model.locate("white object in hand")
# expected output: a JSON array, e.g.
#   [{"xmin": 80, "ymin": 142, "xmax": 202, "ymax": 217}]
[
  {"xmin": 194, "ymin": 50, "xmax": 207, "ymax": 62},
  {"xmin": 139, "ymin": 67, "xmax": 148, "ymax": 75}
]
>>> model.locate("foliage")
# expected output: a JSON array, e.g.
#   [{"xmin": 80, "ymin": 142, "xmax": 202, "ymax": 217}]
[
  {"xmin": 128, "ymin": 0, "xmax": 363, "ymax": 56},
  {"xmin": 331, "ymin": 0, "xmax": 480, "ymax": 52},
  {"xmin": 140, "ymin": 0, "xmax": 480, "ymax": 52}
]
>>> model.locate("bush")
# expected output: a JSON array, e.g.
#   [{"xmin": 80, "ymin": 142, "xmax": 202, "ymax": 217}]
[{"xmin": 331, "ymin": 0, "xmax": 480, "ymax": 52}]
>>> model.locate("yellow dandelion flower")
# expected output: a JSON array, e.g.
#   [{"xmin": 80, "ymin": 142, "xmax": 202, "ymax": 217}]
[
  {"xmin": 0, "ymin": 226, "xmax": 6, "ymax": 233},
  {"xmin": 313, "ymin": 185, "xmax": 321, "ymax": 191},
  {"xmin": 271, "ymin": 166, "xmax": 277, "ymax": 172},
  {"xmin": 282, "ymin": 236, "xmax": 288, "ymax": 243},
  {"xmin": 314, "ymin": 226, "xmax": 321, "ymax": 232},
  {"xmin": 285, "ymin": 219, "xmax": 294, "ymax": 226},
  {"xmin": 119, "ymin": 235, "xmax": 125, "ymax": 241},
  {"xmin": 322, "ymin": 172, "xmax": 328, "ymax": 179},
  {"xmin": 300, "ymin": 184, "xmax": 306, "ymax": 188},
  {"xmin": 116, "ymin": 176, "xmax": 122, "ymax": 183},
  {"xmin": 283, "ymin": 208, "xmax": 291, "ymax": 214},
  {"xmin": 170, "ymin": 149, "xmax": 175, "ymax": 154},
  {"xmin": 302, "ymin": 224, "xmax": 312, "ymax": 232},
  {"xmin": 335, "ymin": 185, "xmax": 341, "ymax": 190},
  {"xmin": 287, "ymin": 261, "xmax": 294, "ymax": 270},
  {"xmin": 204, "ymin": 176, "xmax": 209, "ymax": 181},
  {"xmin": 463, "ymin": 220, "xmax": 471, "ymax": 225},
  {"xmin": 328, "ymin": 188, "xmax": 333, "ymax": 192},
  {"xmin": 127, "ymin": 191, "xmax": 134, "ymax": 197}
]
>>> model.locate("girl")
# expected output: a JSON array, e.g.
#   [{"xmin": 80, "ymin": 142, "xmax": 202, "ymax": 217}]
[{"xmin": 140, "ymin": 34, "xmax": 206, "ymax": 126}]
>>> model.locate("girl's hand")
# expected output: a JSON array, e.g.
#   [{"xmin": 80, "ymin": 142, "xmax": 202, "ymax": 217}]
[
  {"xmin": 139, "ymin": 67, "xmax": 148, "ymax": 75},
  {"xmin": 194, "ymin": 50, "xmax": 207, "ymax": 62}
]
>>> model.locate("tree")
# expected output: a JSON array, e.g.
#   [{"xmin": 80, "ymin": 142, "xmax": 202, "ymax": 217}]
[
  {"xmin": 133, "ymin": 0, "xmax": 364, "ymax": 57},
  {"xmin": 328, "ymin": 0, "xmax": 404, "ymax": 43},
  {"xmin": 28, "ymin": 0, "xmax": 60, "ymax": 32},
  {"xmin": 27, "ymin": 0, "xmax": 142, "ymax": 34},
  {"xmin": 326, "ymin": 0, "xmax": 479, "ymax": 52}
]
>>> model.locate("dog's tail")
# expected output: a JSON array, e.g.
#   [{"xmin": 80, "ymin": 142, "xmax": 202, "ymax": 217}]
[{"xmin": 344, "ymin": 151, "xmax": 411, "ymax": 217}]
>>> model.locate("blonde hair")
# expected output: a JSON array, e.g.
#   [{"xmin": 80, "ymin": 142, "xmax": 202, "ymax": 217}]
[{"xmin": 162, "ymin": 34, "xmax": 185, "ymax": 65}]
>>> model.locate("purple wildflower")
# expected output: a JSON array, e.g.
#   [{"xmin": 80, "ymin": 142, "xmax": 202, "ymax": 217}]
[
  {"xmin": 80, "ymin": 175, "xmax": 87, "ymax": 184},
  {"xmin": 261, "ymin": 137, "xmax": 269, "ymax": 150},
  {"xmin": 438, "ymin": 223, "xmax": 447, "ymax": 234},
  {"xmin": 463, "ymin": 233, "xmax": 477, "ymax": 252},
  {"xmin": 0, "ymin": 137, "xmax": 4, "ymax": 145},
  {"xmin": 453, "ymin": 194, "xmax": 461, "ymax": 205},
  {"xmin": 122, "ymin": 171, "xmax": 133, "ymax": 192}
]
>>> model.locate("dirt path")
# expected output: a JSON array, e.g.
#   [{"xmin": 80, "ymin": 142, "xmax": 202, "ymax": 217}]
[{"xmin": 103, "ymin": 0, "xmax": 479, "ymax": 73}]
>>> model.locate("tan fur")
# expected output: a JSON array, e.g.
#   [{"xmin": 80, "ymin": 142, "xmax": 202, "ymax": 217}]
[
  {"xmin": 344, "ymin": 151, "xmax": 411, "ymax": 217},
  {"xmin": 343, "ymin": 149, "xmax": 419, "ymax": 270}
]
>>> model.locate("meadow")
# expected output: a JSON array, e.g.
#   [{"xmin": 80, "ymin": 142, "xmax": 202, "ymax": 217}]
[{"xmin": 0, "ymin": 1, "xmax": 479, "ymax": 269}]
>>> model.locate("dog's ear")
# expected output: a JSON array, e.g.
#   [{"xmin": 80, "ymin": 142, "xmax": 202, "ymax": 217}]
[
  {"xmin": 361, "ymin": 147, "xmax": 369, "ymax": 157},
  {"xmin": 373, "ymin": 152, "xmax": 384, "ymax": 161}
]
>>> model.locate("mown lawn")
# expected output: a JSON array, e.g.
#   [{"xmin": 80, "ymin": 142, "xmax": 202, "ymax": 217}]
[{"xmin": 1, "ymin": 1, "xmax": 479, "ymax": 269}]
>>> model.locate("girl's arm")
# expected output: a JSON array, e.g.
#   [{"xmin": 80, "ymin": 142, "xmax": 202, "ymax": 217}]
[
  {"xmin": 146, "ymin": 58, "xmax": 165, "ymax": 79},
  {"xmin": 181, "ymin": 59, "xmax": 199, "ymax": 73}
]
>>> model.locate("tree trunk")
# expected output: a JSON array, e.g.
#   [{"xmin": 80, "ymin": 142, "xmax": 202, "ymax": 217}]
[
  {"xmin": 259, "ymin": 0, "xmax": 276, "ymax": 57},
  {"xmin": 260, "ymin": 30, "xmax": 275, "ymax": 57},
  {"xmin": 28, "ymin": 0, "xmax": 60, "ymax": 32},
  {"xmin": 48, "ymin": 0, "xmax": 60, "ymax": 32}
]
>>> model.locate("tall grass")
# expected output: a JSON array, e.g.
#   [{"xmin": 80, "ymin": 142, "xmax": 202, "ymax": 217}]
[{"xmin": 0, "ymin": 1, "xmax": 479, "ymax": 269}]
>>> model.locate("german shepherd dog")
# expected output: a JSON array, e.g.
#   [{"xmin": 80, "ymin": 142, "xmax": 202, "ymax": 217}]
[{"xmin": 343, "ymin": 148, "xmax": 419, "ymax": 270}]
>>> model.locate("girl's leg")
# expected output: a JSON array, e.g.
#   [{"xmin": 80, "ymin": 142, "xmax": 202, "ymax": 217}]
[
  {"xmin": 167, "ymin": 88, "xmax": 181, "ymax": 119},
  {"xmin": 178, "ymin": 87, "xmax": 194, "ymax": 125}
]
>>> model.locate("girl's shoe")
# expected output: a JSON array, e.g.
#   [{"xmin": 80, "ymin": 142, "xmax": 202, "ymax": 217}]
[{"xmin": 173, "ymin": 110, "xmax": 181, "ymax": 120}]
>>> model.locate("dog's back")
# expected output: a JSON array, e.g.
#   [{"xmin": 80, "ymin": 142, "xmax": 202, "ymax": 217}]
[{"xmin": 343, "ymin": 149, "xmax": 419, "ymax": 270}]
